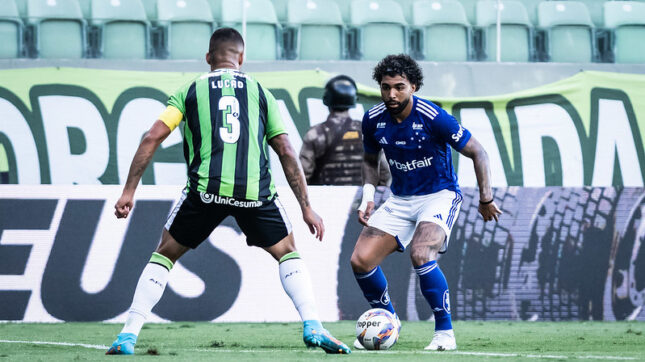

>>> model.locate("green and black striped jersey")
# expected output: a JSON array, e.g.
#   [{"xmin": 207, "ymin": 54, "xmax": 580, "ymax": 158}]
[{"xmin": 164, "ymin": 69, "xmax": 286, "ymax": 202}]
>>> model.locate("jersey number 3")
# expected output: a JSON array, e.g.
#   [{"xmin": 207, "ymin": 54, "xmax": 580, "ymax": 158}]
[{"xmin": 219, "ymin": 96, "xmax": 240, "ymax": 144}]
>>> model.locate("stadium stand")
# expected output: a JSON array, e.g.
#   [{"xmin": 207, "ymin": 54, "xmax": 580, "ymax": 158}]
[
  {"xmin": 397, "ymin": 0, "xmax": 417, "ymax": 23},
  {"xmin": 538, "ymin": 1, "xmax": 596, "ymax": 62},
  {"xmin": 0, "ymin": 0, "xmax": 23, "ymax": 58},
  {"xmin": 521, "ymin": 0, "xmax": 542, "ymax": 25},
  {"xmin": 285, "ymin": 0, "xmax": 345, "ymax": 60},
  {"xmin": 157, "ymin": 0, "xmax": 215, "ymax": 60},
  {"xmin": 459, "ymin": 0, "xmax": 479, "ymax": 24},
  {"xmin": 349, "ymin": 0, "xmax": 408, "ymax": 60},
  {"xmin": 26, "ymin": 0, "xmax": 88, "ymax": 58},
  {"xmin": 412, "ymin": 0, "xmax": 472, "ymax": 61},
  {"xmin": 219, "ymin": 0, "xmax": 282, "ymax": 60},
  {"xmin": 273, "ymin": 0, "xmax": 289, "ymax": 23},
  {"xmin": 579, "ymin": 0, "xmax": 605, "ymax": 27},
  {"xmin": 476, "ymin": 0, "xmax": 533, "ymax": 62},
  {"xmin": 90, "ymin": 0, "xmax": 149, "ymax": 59},
  {"xmin": 604, "ymin": 1, "xmax": 645, "ymax": 63}
]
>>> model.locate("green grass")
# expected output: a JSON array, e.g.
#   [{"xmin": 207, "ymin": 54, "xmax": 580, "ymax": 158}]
[{"xmin": 0, "ymin": 321, "xmax": 644, "ymax": 361}]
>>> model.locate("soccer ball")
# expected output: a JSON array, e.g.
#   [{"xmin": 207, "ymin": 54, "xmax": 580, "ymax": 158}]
[{"xmin": 355, "ymin": 308, "xmax": 399, "ymax": 350}]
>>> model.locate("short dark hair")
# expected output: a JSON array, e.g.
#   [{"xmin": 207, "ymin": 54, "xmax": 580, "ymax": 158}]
[
  {"xmin": 208, "ymin": 27, "xmax": 245, "ymax": 55},
  {"xmin": 372, "ymin": 54, "xmax": 424, "ymax": 91}
]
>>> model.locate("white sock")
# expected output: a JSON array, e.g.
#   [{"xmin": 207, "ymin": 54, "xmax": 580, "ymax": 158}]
[
  {"xmin": 121, "ymin": 262, "xmax": 170, "ymax": 335},
  {"xmin": 279, "ymin": 252, "xmax": 320, "ymax": 322}
]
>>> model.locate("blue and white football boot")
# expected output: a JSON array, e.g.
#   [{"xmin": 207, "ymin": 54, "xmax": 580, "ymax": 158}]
[
  {"xmin": 106, "ymin": 333, "xmax": 137, "ymax": 355},
  {"xmin": 303, "ymin": 320, "xmax": 351, "ymax": 354}
]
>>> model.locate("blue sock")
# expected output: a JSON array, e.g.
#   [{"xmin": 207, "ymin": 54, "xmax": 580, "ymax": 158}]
[
  {"xmin": 353, "ymin": 266, "xmax": 396, "ymax": 315},
  {"xmin": 416, "ymin": 260, "xmax": 452, "ymax": 331}
]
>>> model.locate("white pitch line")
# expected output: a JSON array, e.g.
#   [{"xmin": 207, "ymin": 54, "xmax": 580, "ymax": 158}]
[
  {"xmin": 0, "ymin": 340, "xmax": 108, "ymax": 350},
  {"xmin": 0, "ymin": 341, "xmax": 637, "ymax": 360}
]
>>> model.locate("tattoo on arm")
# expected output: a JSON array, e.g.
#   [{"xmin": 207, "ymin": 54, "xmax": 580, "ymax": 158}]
[
  {"xmin": 460, "ymin": 137, "xmax": 493, "ymax": 201},
  {"xmin": 270, "ymin": 135, "xmax": 310, "ymax": 209},
  {"xmin": 362, "ymin": 153, "xmax": 380, "ymax": 185}
]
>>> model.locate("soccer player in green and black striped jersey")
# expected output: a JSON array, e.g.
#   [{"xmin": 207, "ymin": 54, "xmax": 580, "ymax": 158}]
[{"xmin": 107, "ymin": 28, "xmax": 350, "ymax": 355}]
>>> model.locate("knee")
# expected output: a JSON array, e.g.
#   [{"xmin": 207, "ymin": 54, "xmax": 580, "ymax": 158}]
[
  {"xmin": 350, "ymin": 250, "xmax": 374, "ymax": 273},
  {"xmin": 409, "ymin": 243, "xmax": 439, "ymax": 267}
]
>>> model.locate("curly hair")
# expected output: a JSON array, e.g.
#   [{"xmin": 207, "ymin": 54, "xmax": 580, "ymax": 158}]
[{"xmin": 372, "ymin": 54, "xmax": 424, "ymax": 91}]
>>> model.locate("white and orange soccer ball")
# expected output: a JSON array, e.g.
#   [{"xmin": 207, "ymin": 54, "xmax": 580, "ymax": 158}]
[{"xmin": 355, "ymin": 308, "xmax": 399, "ymax": 350}]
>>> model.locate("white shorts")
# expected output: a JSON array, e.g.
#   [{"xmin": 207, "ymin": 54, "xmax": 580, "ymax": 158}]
[{"xmin": 367, "ymin": 189, "xmax": 463, "ymax": 253}]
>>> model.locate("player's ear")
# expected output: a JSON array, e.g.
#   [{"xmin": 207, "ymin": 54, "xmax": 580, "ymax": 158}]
[
  {"xmin": 238, "ymin": 51, "xmax": 244, "ymax": 67},
  {"xmin": 206, "ymin": 52, "xmax": 211, "ymax": 65},
  {"xmin": 410, "ymin": 83, "xmax": 417, "ymax": 93}
]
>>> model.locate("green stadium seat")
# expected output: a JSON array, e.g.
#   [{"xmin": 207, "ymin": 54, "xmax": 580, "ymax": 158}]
[
  {"xmin": 396, "ymin": 0, "xmax": 415, "ymax": 24},
  {"xmin": 0, "ymin": 0, "xmax": 23, "ymax": 58},
  {"xmin": 141, "ymin": 0, "xmax": 157, "ymax": 21},
  {"xmin": 286, "ymin": 0, "xmax": 345, "ymax": 60},
  {"xmin": 90, "ymin": 0, "xmax": 149, "ymax": 59},
  {"xmin": 331, "ymin": 0, "xmax": 351, "ymax": 23},
  {"xmin": 350, "ymin": 0, "xmax": 408, "ymax": 60},
  {"xmin": 538, "ymin": 1, "xmax": 596, "ymax": 62},
  {"xmin": 27, "ymin": 0, "xmax": 87, "ymax": 58},
  {"xmin": 604, "ymin": 1, "xmax": 645, "ymax": 63},
  {"xmin": 219, "ymin": 0, "xmax": 282, "ymax": 60},
  {"xmin": 476, "ymin": 0, "xmax": 533, "ymax": 62},
  {"xmin": 157, "ymin": 0, "xmax": 215, "ymax": 60},
  {"xmin": 412, "ymin": 0, "xmax": 471, "ymax": 61},
  {"xmin": 522, "ymin": 0, "xmax": 542, "ymax": 25}
]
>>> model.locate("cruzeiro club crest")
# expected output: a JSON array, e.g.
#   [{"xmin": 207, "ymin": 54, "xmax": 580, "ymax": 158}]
[
  {"xmin": 443, "ymin": 290, "xmax": 451, "ymax": 314},
  {"xmin": 381, "ymin": 287, "xmax": 391, "ymax": 305}
]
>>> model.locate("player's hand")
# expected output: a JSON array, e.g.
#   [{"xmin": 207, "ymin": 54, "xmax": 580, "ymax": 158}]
[
  {"xmin": 478, "ymin": 200, "xmax": 502, "ymax": 222},
  {"xmin": 115, "ymin": 192, "xmax": 134, "ymax": 219},
  {"xmin": 357, "ymin": 201, "xmax": 375, "ymax": 226},
  {"xmin": 303, "ymin": 207, "xmax": 324, "ymax": 241}
]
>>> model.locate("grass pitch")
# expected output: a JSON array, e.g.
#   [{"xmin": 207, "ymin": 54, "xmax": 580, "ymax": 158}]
[{"xmin": 0, "ymin": 321, "xmax": 643, "ymax": 361}]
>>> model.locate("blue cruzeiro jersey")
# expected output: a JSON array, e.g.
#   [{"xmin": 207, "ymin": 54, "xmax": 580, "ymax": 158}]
[{"xmin": 362, "ymin": 95, "xmax": 471, "ymax": 196}]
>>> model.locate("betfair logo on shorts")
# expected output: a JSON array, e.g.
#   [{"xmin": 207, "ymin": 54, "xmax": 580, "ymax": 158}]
[
  {"xmin": 388, "ymin": 156, "xmax": 433, "ymax": 172},
  {"xmin": 200, "ymin": 193, "xmax": 263, "ymax": 208}
]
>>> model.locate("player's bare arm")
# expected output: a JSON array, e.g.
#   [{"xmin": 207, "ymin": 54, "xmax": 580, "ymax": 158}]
[
  {"xmin": 458, "ymin": 136, "xmax": 502, "ymax": 222},
  {"xmin": 269, "ymin": 133, "xmax": 325, "ymax": 241},
  {"xmin": 114, "ymin": 120, "xmax": 171, "ymax": 219},
  {"xmin": 357, "ymin": 152, "xmax": 380, "ymax": 226}
]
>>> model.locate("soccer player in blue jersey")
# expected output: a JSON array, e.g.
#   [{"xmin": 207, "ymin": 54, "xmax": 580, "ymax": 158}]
[{"xmin": 351, "ymin": 54, "xmax": 502, "ymax": 351}]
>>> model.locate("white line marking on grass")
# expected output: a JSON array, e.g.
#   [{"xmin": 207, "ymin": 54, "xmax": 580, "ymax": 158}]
[
  {"xmin": 0, "ymin": 341, "xmax": 637, "ymax": 360},
  {"xmin": 0, "ymin": 340, "xmax": 108, "ymax": 350},
  {"xmin": 195, "ymin": 348, "xmax": 637, "ymax": 360}
]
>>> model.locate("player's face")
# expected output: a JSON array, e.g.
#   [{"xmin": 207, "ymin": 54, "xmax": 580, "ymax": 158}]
[{"xmin": 380, "ymin": 75, "xmax": 416, "ymax": 115}]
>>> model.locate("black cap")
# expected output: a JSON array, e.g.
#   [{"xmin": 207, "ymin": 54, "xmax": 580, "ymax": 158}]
[{"xmin": 323, "ymin": 75, "xmax": 357, "ymax": 111}]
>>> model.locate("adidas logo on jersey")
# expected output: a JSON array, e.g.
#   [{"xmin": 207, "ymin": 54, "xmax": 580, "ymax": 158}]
[
  {"xmin": 379, "ymin": 137, "xmax": 388, "ymax": 145},
  {"xmin": 412, "ymin": 123, "xmax": 423, "ymax": 130}
]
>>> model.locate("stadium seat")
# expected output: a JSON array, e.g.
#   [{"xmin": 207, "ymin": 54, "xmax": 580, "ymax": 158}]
[
  {"xmin": 157, "ymin": 0, "xmax": 215, "ymax": 60},
  {"xmin": 0, "ymin": 0, "xmax": 23, "ymax": 58},
  {"xmin": 350, "ymin": 0, "xmax": 409, "ymax": 60},
  {"xmin": 604, "ymin": 1, "xmax": 645, "ymax": 63},
  {"xmin": 219, "ymin": 0, "xmax": 282, "ymax": 60},
  {"xmin": 476, "ymin": 0, "xmax": 533, "ymax": 62},
  {"xmin": 396, "ymin": 0, "xmax": 416, "ymax": 24},
  {"xmin": 412, "ymin": 0, "xmax": 471, "ymax": 61},
  {"xmin": 538, "ymin": 1, "xmax": 596, "ymax": 62},
  {"xmin": 286, "ymin": 0, "xmax": 345, "ymax": 60},
  {"xmin": 522, "ymin": 0, "xmax": 542, "ymax": 25},
  {"xmin": 26, "ymin": 0, "xmax": 88, "ymax": 58},
  {"xmin": 90, "ymin": 0, "xmax": 149, "ymax": 59}
]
